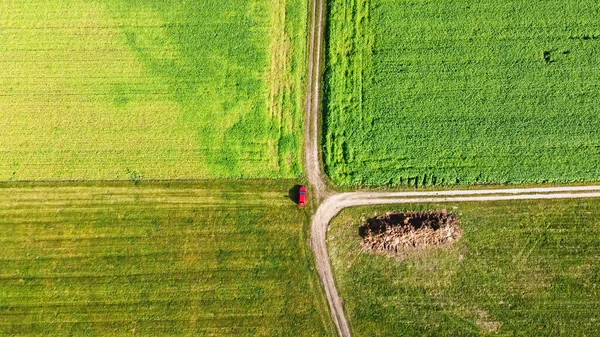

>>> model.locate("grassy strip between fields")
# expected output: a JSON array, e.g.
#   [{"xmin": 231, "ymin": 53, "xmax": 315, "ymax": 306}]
[
  {"xmin": 0, "ymin": 180, "xmax": 336, "ymax": 336},
  {"xmin": 328, "ymin": 198, "xmax": 600, "ymax": 336}
]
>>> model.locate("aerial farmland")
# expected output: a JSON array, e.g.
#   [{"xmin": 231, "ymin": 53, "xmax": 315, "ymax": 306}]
[
  {"xmin": 320, "ymin": 0, "xmax": 600, "ymax": 335},
  {"xmin": 0, "ymin": 0, "xmax": 307, "ymax": 180},
  {"xmin": 2, "ymin": 0, "xmax": 600, "ymax": 336},
  {"xmin": 324, "ymin": 0, "xmax": 600, "ymax": 187},
  {"xmin": 0, "ymin": 0, "xmax": 339, "ymax": 335},
  {"xmin": 328, "ymin": 199, "xmax": 600, "ymax": 336},
  {"xmin": 0, "ymin": 181, "xmax": 332, "ymax": 336}
]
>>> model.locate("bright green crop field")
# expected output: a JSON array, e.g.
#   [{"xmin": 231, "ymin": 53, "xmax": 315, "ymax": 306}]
[
  {"xmin": 0, "ymin": 0, "xmax": 307, "ymax": 180},
  {"xmin": 328, "ymin": 199, "xmax": 600, "ymax": 336},
  {"xmin": 325, "ymin": 0, "xmax": 600, "ymax": 187},
  {"xmin": 0, "ymin": 181, "xmax": 335, "ymax": 336}
]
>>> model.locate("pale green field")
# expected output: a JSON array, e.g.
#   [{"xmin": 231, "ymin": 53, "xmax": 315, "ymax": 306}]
[{"xmin": 0, "ymin": 0, "xmax": 307, "ymax": 180}]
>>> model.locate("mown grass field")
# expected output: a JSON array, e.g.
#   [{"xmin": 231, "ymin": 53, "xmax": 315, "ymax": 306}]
[
  {"xmin": 0, "ymin": 181, "xmax": 335, "ymax": 336},
  {"xmin": 328, "ymin": 199, "xmax": 600, "ymax": 336},
  {"xmin": 0, "ymin": 0, "xmax": 307, "ymax": 180},
  {"xmin": 324, "ymin": 0, "xmax": 600, "ymax": 187}
]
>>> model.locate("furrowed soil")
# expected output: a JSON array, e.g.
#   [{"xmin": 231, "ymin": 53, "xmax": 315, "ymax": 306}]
[
  {"xmin": 0, "ymin": 0, "xmax": 308, "ymax": 180},
  {"xmin": 324, "ymin": 0, "xmax": 600, "ymax": 187},
  {"xmin": 328, "ymin": 199, "xmax": 600, "ymax": 336},
  {"xmin": 0, "ymin": 181, "xmax": 335, "ymax": 336}
]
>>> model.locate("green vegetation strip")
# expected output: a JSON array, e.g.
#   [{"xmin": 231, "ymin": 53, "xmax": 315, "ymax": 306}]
[
  {"xmin": 0, "ymin": 0, "xmax": 307, "ymax": 180},
  {"xmin": 324, "ymin": 0, "xmax": 600, "ymax": 186},
  {"xmin": 0, "ymin": 181, "xmax": 334, "ymax": 336},
  {"xmin": 328, "ymin": 199, "xmax": 600, "ymax": 336}
]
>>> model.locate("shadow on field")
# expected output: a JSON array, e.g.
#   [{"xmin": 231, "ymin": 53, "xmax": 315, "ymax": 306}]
[{"xmin": 288, "ymin": 185, "xmax": 302, "ymax": 204}]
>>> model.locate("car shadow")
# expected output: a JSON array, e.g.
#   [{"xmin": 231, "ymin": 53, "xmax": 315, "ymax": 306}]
[{"xmin": 288, "ymin": 185, "xmax": 302, "ymax": 204}]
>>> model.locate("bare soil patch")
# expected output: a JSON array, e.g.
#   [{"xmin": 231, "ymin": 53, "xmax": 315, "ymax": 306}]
[{"xmin": 360, "ymin": 210, "xmax": 462, "ymax": 254}]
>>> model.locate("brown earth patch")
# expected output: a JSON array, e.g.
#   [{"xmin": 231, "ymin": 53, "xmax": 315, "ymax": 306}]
[{"xmin": 360, "ymin": 210, "xmax": 462, "ymax": 254}]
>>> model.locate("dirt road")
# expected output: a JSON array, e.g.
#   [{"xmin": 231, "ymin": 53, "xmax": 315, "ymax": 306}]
[
  {"xmin": 304, "ymin": 0, "xmax": 328, "ymax": 202},
  {"xmin": 303, "ymin": 1, "xmax": 600, "ymax": 337}
]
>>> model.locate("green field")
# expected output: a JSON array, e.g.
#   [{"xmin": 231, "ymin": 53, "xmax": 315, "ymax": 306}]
[
  {"xmin": 328, "ymin": 199, "xmax": 600, "ymax": 336},
  {"xmin": 0, "ymin": 181, "xmax": 335, "ymax": 336},
  {"xmin": 324, "ymin": 0, "xmax": 600, "ymax": 187},
  {"xmin": 0, "ymin": 0, "xmax": 307, "ymax": 180}
]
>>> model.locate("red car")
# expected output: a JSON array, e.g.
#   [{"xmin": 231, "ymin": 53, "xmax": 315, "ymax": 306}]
[{"xmin": 298, "ymin": 186, "xmax": 307, "ymax": 206}]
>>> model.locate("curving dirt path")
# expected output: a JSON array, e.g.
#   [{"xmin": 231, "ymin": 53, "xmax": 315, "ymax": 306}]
[
  {"xmin": 310, "ymin": 188, "xmax": 600, "ymax": 337},
  {"xmin": 303, "ymin": 1, "xmax": 600, "ymax": 337}
]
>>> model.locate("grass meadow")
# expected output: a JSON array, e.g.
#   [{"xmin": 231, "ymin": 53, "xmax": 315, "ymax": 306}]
[
  {"xmin": 328, "ymin": 199, "xmax": 600, "ymax": 336},
  {"xmin": 0, "ymin": 0, "xmax": 307, "ymax": 180},
  {"xmin": 0, "ymin": 180, "xmax": 335, "ymax": 336},
  {"xmin": 324, "ymin": 0, "xmax": 600, "ymax": 187}
]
